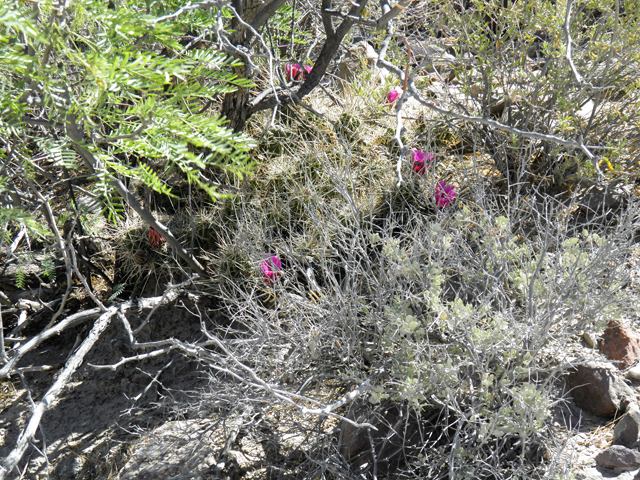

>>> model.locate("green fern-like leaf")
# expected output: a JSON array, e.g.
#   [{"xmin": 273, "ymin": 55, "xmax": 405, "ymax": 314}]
[
  {"xmin": 0, "ymin": 201, "xmax": 50, "ymax": 240},
  {"xmin": 36, "ymin": 139, "xmax": 79, "ymax": 170},
  {"xmin": 108, "ymin": 283, "xmax": 127, "ymax": 302},
  {"xmin": 1, "ymin": 0, "xmax": 256, "ymax": 220},
  {"xmin": 40, "ymin": 256, "xmax": 56, "ymax": 282},
  {"xmin": 15, "ymin": 266, "xmax": 26, "ymax": 290}
]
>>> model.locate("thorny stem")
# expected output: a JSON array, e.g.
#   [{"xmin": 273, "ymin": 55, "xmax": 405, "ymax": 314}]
[
  {"xmin": 0, "ymin": 308, "xmax": 6, "ymax": 363},
  {"xmin": 375, "ymin": 0, "xmax": 413, "ymax": 30},
  {"xmin": 24, "ymin": 179, "xmax": 76, "ymax": 329}
]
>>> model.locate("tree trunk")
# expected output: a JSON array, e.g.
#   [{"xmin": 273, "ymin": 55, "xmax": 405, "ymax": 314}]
[
  {"xmin": 222, "ymin": 83, "xmax": 252, "ymax": 133},
  {"xmin": 220, "ymin": 0, "xmax": 266, "ymax": 132},
  {"xmin": 220, "ymin": 0, "xmax": 369, "ymax": 132}
]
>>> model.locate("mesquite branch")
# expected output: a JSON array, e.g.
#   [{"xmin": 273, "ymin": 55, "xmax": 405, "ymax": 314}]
[{"xmin": 249, "ymin": 0, "xmax": 371, "ymax": 115}]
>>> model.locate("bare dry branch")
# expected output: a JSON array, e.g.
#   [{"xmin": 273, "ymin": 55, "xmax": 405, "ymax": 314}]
[
  {"xmin": 563, "ymin": 0, "xmax": 614, "ymax": 93},
  {"xmin": 0, "ymin": 307, "xmax": 103, "ymax": 378},
  {"xmin": 0, "ymin": 307, "xmax": 117, "ymax": 480}
]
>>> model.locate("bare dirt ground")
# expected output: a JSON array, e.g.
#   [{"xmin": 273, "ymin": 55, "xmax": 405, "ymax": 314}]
[{"xmin": 0, "ymin": 295, "xmax": 216, "ymax": 479}]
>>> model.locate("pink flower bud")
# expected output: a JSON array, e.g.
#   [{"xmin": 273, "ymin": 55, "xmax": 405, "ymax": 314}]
[
  {"xmin": 261, "ymin": 255, "xmax": 282, "ymax": 284},
  {"xmin": 286, "ymin": 63, "xmax": 312, "ymax": 82},
  {"xmin": 411, "ymin": 149, "xmax": 434, "ymax": 175},
  {"xmin": 149, "ymin": 226, "xmax": 165, "ymax": 248},
  {"xmin": 387, "ymin": 88, "xmax": 401, "ymax": 103},
  {"xmin": 435, "ymin": 181, "xmax": 456, "ymax": 209}
]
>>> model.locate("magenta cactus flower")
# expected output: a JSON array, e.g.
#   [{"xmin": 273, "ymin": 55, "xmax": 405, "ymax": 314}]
[
  {"xmin": 286, "ymin": 63, "xmax": 312, "ymax": 82},
  {"xmin": 411, "ymin": 149, "xmax": 434, "ymax": 175},
  {"xmin": 286, "ymin": 63, "xmax": 299, "ymax": 81},
  {"xmin": 435, "ymin": 181, "xmax": 456, "ymax": 209},
  {"xmin": 148, "ymin": 226, "xmax": 165, "ymax": 248},
  {"xmin": 261, "ymin": 255, "xmax": 282, "ymax": 284},
  {"xmin": 387, "ymin": 88, "xmax": 401, "ymax": 103}
]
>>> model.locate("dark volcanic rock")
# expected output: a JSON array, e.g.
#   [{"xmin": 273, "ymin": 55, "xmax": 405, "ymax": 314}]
[
  {"xmin": 566, "ymin": 361, "xmax": 635, "ymax": 418},
  {"xmin": 118, "ymin": 420, "xmax": 219, "ymax": 480},
  {"xmin": 614, "ymin": 404, "xmax": 640, "ymax": 448},
  {"xmin": 595, "ymin": 445, "xmax": 640, "ymax": 470},
  {"xmin": 339, "ymin": 402, "xmax": 453, "ymax": 477}
]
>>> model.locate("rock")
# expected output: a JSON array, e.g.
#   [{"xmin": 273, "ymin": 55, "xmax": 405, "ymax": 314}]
[
  {"xmin": 53, "ymin": 454, "xmax": 85, "ymax": 479},
  {"xmin": 468, "ymin": 84, "xmax": 522, "ymax": 117},
  {"xmin": 339, "ymin": 402, "xmax": 451, "ymax": 477},
  {"xmin": 526, "ymin": 30, "xmax": 550, "ymax": 59},
  {"xmin": 578, "ymin": 186, "xmax": 625, "ymax": 218},
  {"xmin": 335, "ymin": 39, "xmax": 387, "ymax": 89},
  {"xmin": 0, "ymin": 257, "xmax": 63, "ymax": 293},
  {"xmin": 406, "ymin": 40, "xmax": 456, "ymax": 73},
  {"xmin": 600, "ymin": 320, "xmax": 640, "ymax": 370},
  {"xmin": 583, "ymin": 331, "xmax": 598, "ymax": 348},
  {"xmin": 576, "ymin": 100, "xmax": 596, "ymax": 123},
  {"xmin": 575, "ymin": 466, "xmax": 640, "ymax": 479},
  {"xmin": 595, "ymin": 445, "xmax": 640, "ymax": 470},
  {"xmin": 118, "ymin": 420, "xmax": 219, "ymax": 480},
  {"xmin": 628, "ymin": 365, "xmax": 640, "ymax": 381},
  {"xmin": 614, "ymin": 404, "xmax": 640, "ymax": 448},
  {"xmin": 566, "ymin": 361, "xmax": 635, "ymax": 418}
]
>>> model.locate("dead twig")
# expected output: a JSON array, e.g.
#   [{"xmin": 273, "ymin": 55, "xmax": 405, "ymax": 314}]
[
  {"xmin": 0, "ymin": 306, "xmax": 118, "ymax": 480},
  {"xmin": 0, "ymin": 307, "xmax": 103, "ymax": 378}
]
